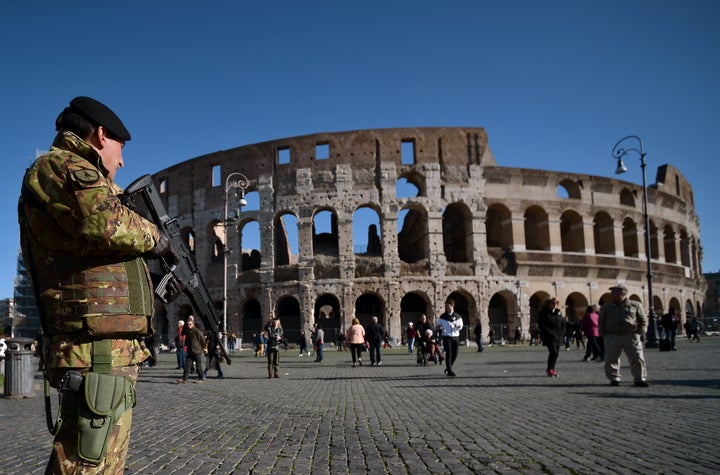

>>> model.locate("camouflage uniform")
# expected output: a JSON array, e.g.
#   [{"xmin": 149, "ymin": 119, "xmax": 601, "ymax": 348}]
[{"xmin": 18, "ymin": 131, "xmax": 159, "ymax": 474}]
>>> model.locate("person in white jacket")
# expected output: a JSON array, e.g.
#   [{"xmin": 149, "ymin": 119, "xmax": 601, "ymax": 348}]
[{"xmin": 436, "ymin": 299, "xmax": 464, "ymax": 376}]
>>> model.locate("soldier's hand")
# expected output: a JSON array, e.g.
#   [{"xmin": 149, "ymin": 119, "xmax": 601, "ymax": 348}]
[{"xmin": 145, "ymin": 233, "xmax": 179, "ymax": 265}]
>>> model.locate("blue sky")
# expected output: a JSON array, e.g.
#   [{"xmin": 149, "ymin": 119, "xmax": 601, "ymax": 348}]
[{"xmin": 1, "ymin": 0, "xmax": 719, "ymax": 298}]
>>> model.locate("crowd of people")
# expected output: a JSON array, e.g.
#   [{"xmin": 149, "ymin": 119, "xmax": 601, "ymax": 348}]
[{"xmin": 163, "ymin": 285, "xmax": 701, "ymax": 386}]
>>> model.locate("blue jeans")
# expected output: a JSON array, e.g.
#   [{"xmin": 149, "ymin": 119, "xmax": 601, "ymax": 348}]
[
  {"xmin": 407, "ymin": 338, "xmax": 415, "ymax": 353},
  {"xmin": 176, "ymin": 347, "xmax": 186, "ymax": 369},
  {"xmin": 475, "ymin": 334, "xmax": 484, "ymax": 352},
  {"xmin": 369, "ymin": 340, "xmax": 382, "ymax": 364}
]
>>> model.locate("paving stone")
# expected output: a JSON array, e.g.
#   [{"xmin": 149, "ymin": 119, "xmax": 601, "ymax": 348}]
[{"xmin": 1, "ymin": 339, "xmax": 718, "ymax": 474}]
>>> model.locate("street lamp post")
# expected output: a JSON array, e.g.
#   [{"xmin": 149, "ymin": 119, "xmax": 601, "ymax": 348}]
[
  {"xmin": 612, "ymin": 135, "xmax": 659, "ymax": 348},
  {"xmin": 223, "ymin": 172, "xmax": 249, "ymax": 350}
]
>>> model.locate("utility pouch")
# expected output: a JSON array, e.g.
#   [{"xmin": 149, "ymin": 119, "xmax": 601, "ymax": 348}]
[{"xmin": 77, "ymin": 372, "xmax": 136, "ymax": 464}]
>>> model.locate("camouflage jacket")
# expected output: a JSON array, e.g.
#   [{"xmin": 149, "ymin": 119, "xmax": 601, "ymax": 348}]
[{"xmin": 18, "ymin": 131, "xmax": 158, "ymax": 370}]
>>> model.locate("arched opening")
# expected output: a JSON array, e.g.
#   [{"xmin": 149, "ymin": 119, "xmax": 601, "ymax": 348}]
[
  {"xmin": 274, "ymin": 212, "xmax": 299, "ymax": 266},
  {"xmin": 276, "ymin": 296, "xmax": 302, "ymax": 344},
  {"xmin": 622, "ymin": 217, "xmax": 639, "ymax": 258},
  {"xmin": 398, "ymin": 205, "xmax": 429, "ymax": 263},
  {"xmin": 620, "ymin": 188, "xmax": 635, "ymax": 207},
  {"xmin": 241, "ymin": 299, "xmax": 262, "ymax": 343},
  {"xmin": 663, "ymin": 225, "xmax": 677, "ymax": 264},
  {"xmin": 400, "ymin": 292, "xmax": 430, "ymax": 328},
  {"xmin": 593, "ymin": 212, "xmax": 615, "ymax": 255},
  {"xmin": 313, "ymin": 209, "xmax": 339, "ymax": 256},
  {"xmin": 443, "ymin": 202, "xmax": 474, "ymax": 263},
  {"xmin": 486, "ymin": 203, "xmax": 513, "ymax": 249},
  {"xmin": 560, "ymin": 209, "xmax": 584, "ymax": 252},
  {"xmin": 524, "ymin": 206, "xmax": 550, "ymax": 251},
  {"xmin": 314, "ymin": 294, "xmax": 342, "ymax": 343},
  {"xmin": 355, "ymin": 293, "xmax": 385, "ymax": 328},
  {"xmin": 353, "ymin": 206, "xmax": 382, "ymax": 255}
]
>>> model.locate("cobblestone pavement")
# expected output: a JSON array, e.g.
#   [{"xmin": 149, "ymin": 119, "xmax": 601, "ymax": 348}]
[{"xmin": 2, "ymin": 337, "xmax": 719, "ymax": 474}]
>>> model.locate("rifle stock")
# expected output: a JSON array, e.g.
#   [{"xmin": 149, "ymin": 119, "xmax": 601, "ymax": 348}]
[{"xmin": 125, "ymin": 174, "xmax": 231, "ymax": 364}]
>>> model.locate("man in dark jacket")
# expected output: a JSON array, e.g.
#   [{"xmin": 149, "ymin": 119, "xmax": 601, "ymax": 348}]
[
  {"xmin": 366, "ymin": 316, "xmax": 386, "ymax": 366},
  {"xmin": 177, "ymin": 316, "xmax": 206, "ymax": 383}
]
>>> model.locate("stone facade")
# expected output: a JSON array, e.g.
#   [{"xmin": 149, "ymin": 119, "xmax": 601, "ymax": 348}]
[{"xmin": 150, "ymin": 127, "xmax": 706, "ymax": 347}]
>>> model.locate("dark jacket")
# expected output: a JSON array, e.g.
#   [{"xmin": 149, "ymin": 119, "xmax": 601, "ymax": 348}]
[
  {"xmin": 184, "ymin": 325, "xmax": 206, "ymax": 355},
  {"xmin": 367, "ymin": 322, "xmax": 386, "ymax": 343},
  {"xmin": 538, "ymin": 309, "xmax": 565, "ymax": 347}
]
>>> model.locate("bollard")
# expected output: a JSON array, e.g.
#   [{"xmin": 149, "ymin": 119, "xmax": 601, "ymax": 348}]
[{"xmin": 3, "ymin": 338, "xmax": 36, "ymax": 399}]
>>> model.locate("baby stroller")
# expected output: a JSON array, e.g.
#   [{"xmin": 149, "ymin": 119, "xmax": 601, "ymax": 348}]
[{"xmin": 418, "ymin": 329, "xmax": 444, "ymax": 366}]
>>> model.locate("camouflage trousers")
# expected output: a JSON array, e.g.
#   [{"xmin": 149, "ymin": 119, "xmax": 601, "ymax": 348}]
[{"xmin": 45, "ymin": 365, "xmax": 139, "ymax": 475}]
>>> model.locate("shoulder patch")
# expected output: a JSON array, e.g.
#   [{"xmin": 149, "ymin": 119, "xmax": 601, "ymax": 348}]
[{"xmin": 72, "ymin": 169, "xmax": 101, "ymax": 185}]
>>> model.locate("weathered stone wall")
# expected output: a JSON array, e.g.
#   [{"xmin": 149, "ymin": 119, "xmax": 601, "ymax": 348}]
[{"xmin": 151, "ymin": 127, "xmax": 705, "ymax": 346}]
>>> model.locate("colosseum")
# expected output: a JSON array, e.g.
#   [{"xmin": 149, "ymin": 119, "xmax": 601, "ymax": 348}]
[{"xmin": 150, "ymin": 127, "xmax": 706, "ymax": 348}]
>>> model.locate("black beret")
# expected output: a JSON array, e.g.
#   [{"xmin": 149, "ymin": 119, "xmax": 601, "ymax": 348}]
[{"xmin": 69, "ymin": 96, "xmax": 131, "ymax": 141}]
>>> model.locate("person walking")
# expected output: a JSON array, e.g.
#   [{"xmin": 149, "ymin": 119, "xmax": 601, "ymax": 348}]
[
  {"xmin": 366, "ymin": 316, "xmax": 386, "ymax": 366},
  {"xmin": 538, "ymin": 298, "xmax": 565, "ymax": 377},
  {"xmin": 298, "ymin": 330, "xmax": 309, "ymax": 356},
  {"xmin": 346, "ymin": 318, "xmax": 366, "ymax": 367},
  {"xmin": 406, "ymin": 322, "xmax": 417, "ymax": 354},
  {"xmin": 314, "ymin": 323, "xmax": 325, "ymax": 362},
  {"xmin": 204, "ymin": 332, "xmax": 224, "ymax": 378},
  {"xmin": 598, "ymin": 283, "xmax": 649, "ymax": 387},
  {"xmin": 473, "ymin": 318, "xmax": 484, "ymax": 352},
  {"xmin": 436, "ymin": 299, "xmax": 464, "ymax": 377},
  {"xmin": 580, "ymin": 305, "xmax": 604, "ymax": 362},
  {"xmin": 660, "ymin": 308, "xmax": 679, "ymax": 350},
  {"xmin": 177, "ymin": 316, "xmax": 207, "ymax": 383},
  {"xmin": 175, "ymin": 319, "xmax": 187, "ymax": 370},
  {"xmin": 18, "ymin": 96, "xmax": 178, "ymax": 473},
  {"xmin": 689, "ymin": 317, "xmax": 702, "ymax": 343},
  {"xmin": 264, "ymin": 317, "xmax": 283, "ymax": 378}
]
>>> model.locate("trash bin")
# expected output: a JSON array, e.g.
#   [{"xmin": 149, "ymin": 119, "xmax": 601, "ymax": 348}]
[{"xmin": 3, "ymin": 338, "xmax": 36, "ymax": 399}]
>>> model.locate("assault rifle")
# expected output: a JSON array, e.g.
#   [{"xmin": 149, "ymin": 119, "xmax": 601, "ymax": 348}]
[{"xmin": 125, "ymin": 174, "xmax": 231, "ymax": 364}]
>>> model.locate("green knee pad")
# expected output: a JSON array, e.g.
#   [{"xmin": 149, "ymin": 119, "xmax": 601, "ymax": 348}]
[{"xmin": 77, "ymin": 373, "xmax": 136, "ymax": 464}]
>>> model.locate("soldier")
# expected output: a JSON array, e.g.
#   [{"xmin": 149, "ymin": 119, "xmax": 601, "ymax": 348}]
[{"xmin": 18, "ymin": 96, "xmax": 176, "ymax": 473}]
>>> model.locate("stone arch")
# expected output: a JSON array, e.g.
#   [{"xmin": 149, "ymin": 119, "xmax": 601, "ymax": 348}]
[
  {"xmin": 398, "ymin": 204, "xmax": 429, "ymax": 263},
  {"xmin": 649, "ymin": 219, "xmax": 659, "ymax": 262},
  {"xmin": 274, "ymin": 212, "xmax": 299, "ymax": 266},
  {"xmin": 240, "ymin": 220, "xmax": 261, "ymax": 270},
  {"xmin": 663, "ymin": 225, "xmax": 677, "ymax": 264},
  {"xmin": 679, "ymin": 229, "xmax": 691, "ymax": 267},
  {"xmin": 653, "ymin": 294, "xmax": 664, "ymax": 315},
  {"xmin": 524, "ymin": 206, "xmax": 550, "ymax": 251},
  {"xmin": 353, "ymin": 205, "xmax": 382, "ymax": 255},
  {"xmin": 209, "ymin": 221, "xmax": 225, "ymax": 262},
  {"xmin": 314, "ymin": 294, "xmax": 342, "ymax": 343},
  {"xmin": 593, "ymin": 212, "xmax": 615, "ymax": 255},
  {"xmin": 181, "ymin": 226, "xmax": 196, "ymax": 256},
  {"xmin": 560, "ymin": 209, "xmax": 584, "ymax": 252},
  {"xmin": 620, "ymin": 188, "xmax": 636, "ymax": 207},
  {"xmin": 443, "ymin": 202, "xmax": 474, "ymax": 263},
  {"xmin": 313, "ymin": 208, "xmax": 339, "ymax": 256},
  {"xmin": 564, "ymin": 292, "xmax": 588, "ymax": 322},
  {"xmin": 529, "ymin": 291, "xmax": 552, "ymax": 327},
  {"xmin": 445, "ymin": 290, "xmax": 476, "ymax": 334},
  {"xmin": 558, "ymin": 178, "xmax": 581, "ymax": 199},
  {"xmin": 622, "ymin": 217, "xmax": 639, "ymax": 258},
  {"xmin": 400, "ymin": 292, "xmax": 431, "ymax": 328},
  {"xmin": 488, "ymin": 292, "xmax": 512, "ymax": 343},
  {"xmin": 684, "ymin": 299, "xmax": 695, "ymax": 320},
  {"xmin": 241, "ymin": 298, "xmax": 262, "ymax": 342},
  {"xmin": 396, "ymin": 172, "xmax": 424, "ymax": 197},
  {"xmin": 354, "ymin": 292, "xmax": 386, "ymax": 328},
  {"xmin": 486, "ymin": 203, "xmax": 512, "ymax": 249},
  {"xmin": 276, "ymin": 295, "xmax": 303, "ymax": 344}
]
